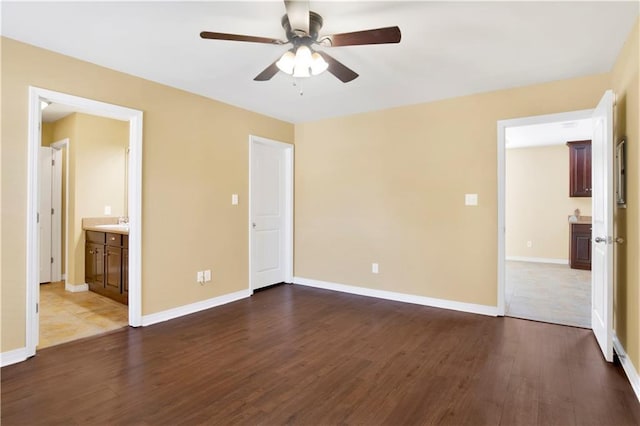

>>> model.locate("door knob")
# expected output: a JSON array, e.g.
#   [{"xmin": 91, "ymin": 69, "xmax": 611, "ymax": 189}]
[
  {"xmin": 594, "ymin": 237, "xmax": 607, "ymax": 243},
  {"xmin": 252, "ymin": 222, "xmax": 256, "ymax": 229}
]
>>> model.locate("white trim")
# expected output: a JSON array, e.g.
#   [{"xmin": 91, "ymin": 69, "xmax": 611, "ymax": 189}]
[
  {"xmin": 613, "ymin": 334, "xmax": 640, "ymax": 403},
  {"xmin": 248, "ymin": 135, "xmax": 294, "ymax": 291},
  {"xmin": 141, "ymin": 290, "xmax": 251, "ymax": 326},
  {"xmin": 27, "ymin": 87, "xmax": 144, "ymax": 359},
  {"xmin": 65, "ymin": 283, "xmax": 89, "ymax": 293},
  {"xmin": 293, "ymin": 277, "xmax": 498, "ymax": 317},
  {"xmin": 61, "ymin": 274, "xmax": 66, "ymax": 280},
  {"xmin": 1, "ymin": 347, "xmax": 29, "ymax": 367},
  {"xmin": 497, "ymin": 109, "xmax": 594, "ymax": 317},
  {"xmin": 505, "ymin": 256, "xmax": 569, "ymax": 265}
]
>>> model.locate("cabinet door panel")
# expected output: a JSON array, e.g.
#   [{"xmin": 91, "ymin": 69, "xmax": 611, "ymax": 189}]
[
  {"xmin": 568, "ymin": 140, "xmax": 592, "ymax": 197},
  {"xmin": 106, "ymin": 246, "xmax": 122, "ymax": 296}
]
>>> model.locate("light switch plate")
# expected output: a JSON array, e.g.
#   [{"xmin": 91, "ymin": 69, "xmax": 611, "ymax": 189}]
[
  {"xmin": 465, "ymin": 194, "xmax": 478, "ymax": 206},
  {"xmin": 104, "ymin": 205, "xmax": 112, "ymax": 215},
  {"xmin": 232, "ymin": 194, "xmax": 238, "ymax": 205},
  {"xmin": 372, "ymin": 263, "xmax": 379, "ymax": 274},
  {"xmin": 204, "ymin": 269, "xmax": 212, "ymax": 282}
]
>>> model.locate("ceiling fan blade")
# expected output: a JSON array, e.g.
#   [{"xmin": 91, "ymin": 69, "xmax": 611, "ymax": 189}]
[
  {"xmin": 200, "ymin": 31, "xmax": 283, "ymax": 45},
  {"xmin": 322, "ymin": 26, "xmax": 401, "ymax": 47},
  {"xmin": 317, "ymin": 52, "xmax": 358, "ymax": 83},
  {"xmin": 284, "ymin": 0, "xmax": 309, "ymax": 34},
  {"xmin": 254, "ymin": 60, "xmax": 281, "ymax": 81}
]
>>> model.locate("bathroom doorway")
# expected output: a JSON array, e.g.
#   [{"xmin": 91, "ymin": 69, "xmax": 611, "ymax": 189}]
[{"xmin": 27, "ymin": 87, "xmax": 143, "ymax": 358}]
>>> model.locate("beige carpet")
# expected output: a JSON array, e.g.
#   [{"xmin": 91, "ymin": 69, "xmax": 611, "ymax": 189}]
[
  {"xmin": 506, "ymin": 261, "xmax": 591, "ymax": 328},
  {"xmin": 38, "ymin": 281, "xmax": 128, "ymax": 349}
]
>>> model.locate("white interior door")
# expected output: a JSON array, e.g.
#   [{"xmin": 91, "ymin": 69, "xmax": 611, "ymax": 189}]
[
  {"xmin": 51, "ymin": 148, "xmax": 62, "ymax": 282},
  {"xmin": 39, "ymin": 146, "xmax": 53, "ymax": 284},
  {"xmin": 250, "ymin": 138, "xmax": 291, "ymax": 290},
  {"xmin": 591, "ymin": 90, "xmax": 614, "ymax": 362}
]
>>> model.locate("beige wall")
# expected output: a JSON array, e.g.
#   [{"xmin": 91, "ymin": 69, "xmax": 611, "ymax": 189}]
[
  {"xmin": 294, "ymin": 73, "xmax": 609, "ymax": 307},
  {"xmin": 70, "ymin": 113, "xmax": 128, "ymax": 285},
  {"xmin": 506, "ymin": 145, "xmax": 592, "ymax": 260},
  {"xmin": 1, "ymin": 37, "xmax": 294, "ymax": 352},
  {"xmin": 612, "ymin": 18, "xmax": 639, "ymax": 379}
]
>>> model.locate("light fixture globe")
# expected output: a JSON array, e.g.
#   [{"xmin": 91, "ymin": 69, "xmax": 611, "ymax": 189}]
[
  {"xmin": 310, "ymin": 52, "xmax": 328, "ymax": 75},
  {"xmin": 276, "ymin": 50, "xmax": 295, "ymax": 74}
]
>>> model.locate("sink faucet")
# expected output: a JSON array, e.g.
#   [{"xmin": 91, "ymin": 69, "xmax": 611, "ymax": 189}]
[{"xmin": 118, "ymin": 216, "xmax": 129, "ymax": 225}]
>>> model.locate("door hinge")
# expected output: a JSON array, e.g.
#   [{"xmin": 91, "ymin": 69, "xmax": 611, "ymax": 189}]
[
  {"xmin": 51, "ymin": 208, "xmax": 55, "ymax": 215},
  {"xmin": 36, "ymin": 303, "xmax": 39, "ymax": 314},
  {"xmin": 51, "ymin": 257, "xmax": 54, "ymax": 264},
  {"xmin": 52, "ymin": 159, "xmax": 55, "ymax": 166},
  {"xmin": 37, "ymin": 212, "xmax": 40, "ymax": 223}
]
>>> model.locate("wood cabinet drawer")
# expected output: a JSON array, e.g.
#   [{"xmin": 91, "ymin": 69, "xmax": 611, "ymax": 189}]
[
  {"xmin": 106, "ymin": 233, "xmax": 122, "ymax": 247},
  {"xmin": 86, "ymin": 230, "xmax": 106, "ymax": 244}
]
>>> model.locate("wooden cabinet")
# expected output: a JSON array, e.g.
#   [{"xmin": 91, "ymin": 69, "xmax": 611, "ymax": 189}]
[
  {"xmin": 85, "ymin": 230, "xmax": 128, "ymax": 304},
  {"xmin": 567, "ymin": 140, "xmax": 592, "ymax": 197},
  {"xmin": 570, "ymin": 223, "xmax": 592, "ymax": 270}
]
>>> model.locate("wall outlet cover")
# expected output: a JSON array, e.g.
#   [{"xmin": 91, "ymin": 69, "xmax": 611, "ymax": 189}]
[{"xmin": 465, "ymin": 194, "xmax": 478, "ymax": 206}]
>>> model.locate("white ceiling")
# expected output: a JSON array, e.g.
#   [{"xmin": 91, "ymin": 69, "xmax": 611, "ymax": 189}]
[
  {"xmin": 506, "ymin": 118, "xmax": 593, "ymax": 149},
  {"xmin": 3, "ymin": 1, "xmax": 638, "ymax": 124}
]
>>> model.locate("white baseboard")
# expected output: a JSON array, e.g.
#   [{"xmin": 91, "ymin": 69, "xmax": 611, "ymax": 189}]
[
  {"xmin": 1, "ymin": 347, "xmax": 29, "ymax": 367},
  {"xmin": 506, "ymin": 256, "xmax": 568, "ymax": 265},
  {"xmin": 293, "ymin": 277, "xmax": 498, "ymax": 317},
  {"xmin": 65, "ymin": 283, "xmax": 88, "ymax": 292},
  {"xmin": 613, "ymin": 334, "xmax": 640, "ymax": 403},
  {"xmin": 141, "ymin": 289, "xmax": 252, "ymax": 326}
]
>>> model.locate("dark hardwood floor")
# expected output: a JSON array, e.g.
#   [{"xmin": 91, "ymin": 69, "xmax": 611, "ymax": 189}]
[{"xmin": 2, "ymin": 284, "xmax": 639, "ymax": 425}]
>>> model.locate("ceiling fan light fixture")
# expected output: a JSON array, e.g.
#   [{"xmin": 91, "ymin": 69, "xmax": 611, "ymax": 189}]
[
  {"xmin": 294, "ymin": 45, "xmax": 312, "ymax": 67},
  {"xmin": 310, "ymin": 52, "xmax": 328, "ymax": 75},
  {"xmin": 292, "ymin": 63, "xmax": 311, "ymax": 78},
  {"xmin": 276, "ymin": 50, "xmax": 296, "ymax": 74}
]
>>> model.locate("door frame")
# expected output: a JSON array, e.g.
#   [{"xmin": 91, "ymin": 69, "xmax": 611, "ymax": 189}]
[
  {"xmin": 26, "ymin": 87, "xmax": 143, "ymax": 357},
  {"xmin": 496, "ymin": 108, "xmax": 593, "ymax": 316},
  {"xmin": 248, "ymin": 135, "xmax": 294, "ymax": 292}
]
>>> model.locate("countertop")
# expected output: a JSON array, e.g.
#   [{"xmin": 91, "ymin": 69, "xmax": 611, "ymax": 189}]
[
  {"xmin": 82, "ymin": 217, "xmax": 129, "ymax": 235},
  {"xmin": 568, "ymin": 215, "xmax": 592, "ymax": 225}
]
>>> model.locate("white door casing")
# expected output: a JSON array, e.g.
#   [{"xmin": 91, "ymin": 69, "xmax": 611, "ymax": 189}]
[
  {"xmin": 26, "ymin": 87, "xmax": 143, "ymax": 359},
  {"xmin": 249, "ymin": 136, "xmax": 293, "ymax": 291},
  {"xmin": 591, "ymin": 90, "xmax": 614, "ymax": 362}
]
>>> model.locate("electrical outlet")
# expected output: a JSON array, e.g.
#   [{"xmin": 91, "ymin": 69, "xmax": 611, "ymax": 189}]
[
  {"xmin": 204, "ymin": 269, "xmax": 212, "ymax": 282},
  {"xmin": 231, "ymin": 194, "xmax": 238, "ymax": 205},
  {"xmin": 197, "ymin": 271, "xmax": 204, "ymax": 283},
  {"xmin": 526, "ymin": 241, "xmax": 532, "ymax": 248},
  {"xmin": 372, "ymin": 263, "xmax": 379, "ymax": 274}
]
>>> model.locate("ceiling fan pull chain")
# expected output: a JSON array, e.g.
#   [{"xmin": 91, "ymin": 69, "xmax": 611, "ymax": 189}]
[{"xmin": 293, "ymin": 78, "xmax": 304, "ymax": 96}]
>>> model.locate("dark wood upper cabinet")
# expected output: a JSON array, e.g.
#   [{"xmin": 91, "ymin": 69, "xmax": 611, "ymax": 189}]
[{"xmin": 567, "ymin": 140, "xmax": 592, "ymax": 197}]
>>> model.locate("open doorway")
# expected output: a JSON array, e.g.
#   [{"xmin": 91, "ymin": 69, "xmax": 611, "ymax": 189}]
[
  {"xmin": 38, "ymin": 105, "xmax": 131, "ymax": 348},
  {"xmin": 503, "ymin": 118, "xmax": 593, "ymax": 327},
  {"xmin": 26, "ymin": 87, "xmax": 143, "ymax": 358},
  {"xmin": 498, "ymin": 109, "xmax": 595, "ymax": 328}
]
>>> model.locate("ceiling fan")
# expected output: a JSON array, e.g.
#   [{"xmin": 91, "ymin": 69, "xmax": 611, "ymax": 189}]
[{"xmin": 200, "ymin": 0, "xmax": 401, "ymax": 83}]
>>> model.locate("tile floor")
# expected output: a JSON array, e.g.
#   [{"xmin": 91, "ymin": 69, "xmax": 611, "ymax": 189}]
[
  {"xmin": 38, "ymin": 281, "xmax": 128, "ymax": 349},
  {"xmin": 505, "ymin": 261, "xmax": 591, "ymax": 328}
]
